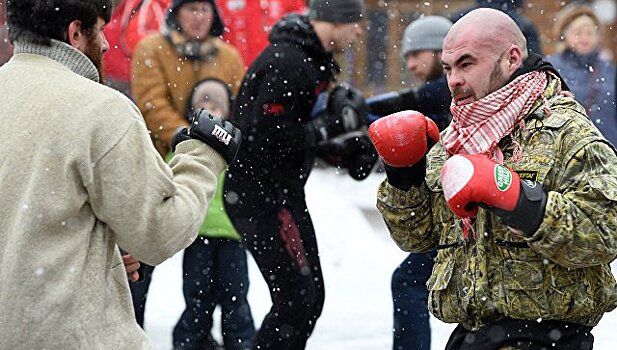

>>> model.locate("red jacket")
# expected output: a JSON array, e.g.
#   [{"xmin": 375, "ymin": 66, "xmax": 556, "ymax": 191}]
[
  {"xmin": 102, "ymin": 0, "xmax": 171, "ymax": 83},
  {"xmin": 0, "ymin": 2, "xmax": 13, "ymax": 65},
  {"xmin": 218, "ymin": 0, "xmax": 306, "ymax": 67}
]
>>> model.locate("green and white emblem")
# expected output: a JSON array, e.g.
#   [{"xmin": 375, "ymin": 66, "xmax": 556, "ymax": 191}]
[{"xmin": 494, "ymin": 165, "xmax": 512, "ymax": 191}]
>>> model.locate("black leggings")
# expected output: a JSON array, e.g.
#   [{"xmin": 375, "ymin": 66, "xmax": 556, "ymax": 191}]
[
  {"xmin": 445, "ymin": 318, "xmax": 594, "ymax": 350},
  {"xmin": 229, "ymin": 204, "xmax": 325, "ymax": 350}
]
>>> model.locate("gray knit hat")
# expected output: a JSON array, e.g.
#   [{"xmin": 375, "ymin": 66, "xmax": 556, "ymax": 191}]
[
  {"xmin": 401, "ymin": 16, "xmax": 452, "ymax": 57},
  {"xmin": 308, "ymin": 0, "xmax": 365, "ymax": 23}
]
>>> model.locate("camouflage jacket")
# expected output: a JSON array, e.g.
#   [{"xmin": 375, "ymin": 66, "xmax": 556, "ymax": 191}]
[{"xmin": 377, "ymin": 78, "xmax": 617, "ymax": 331}]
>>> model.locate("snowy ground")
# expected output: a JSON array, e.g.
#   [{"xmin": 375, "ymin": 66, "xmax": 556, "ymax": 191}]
[{"xmin": 143, "ymin": 168, "xmax": 617, "ymax": 350}]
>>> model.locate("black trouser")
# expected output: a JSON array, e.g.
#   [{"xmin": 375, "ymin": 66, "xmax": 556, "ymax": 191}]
[
  {"xmin": 173, "ymin": 237, "xmax": 255, "ymax": 350},
  {"xmin": 229, "ymin": 204, "xmax": 325, "ymax": 350},
  {"xmin": 445, "ymin": 318, "xmax": 594, "ymax": 350},
  {"xmin": 129, "ymin": 238, "xmax": 253, "ymax": 350},
  {"xmin": 129, "ymin": 263, "xmax": 155, "ymax": 328}
]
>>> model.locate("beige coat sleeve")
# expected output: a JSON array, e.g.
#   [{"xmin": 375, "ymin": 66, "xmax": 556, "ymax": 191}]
[{"xmin": 84, "ymin": 113, "xmax": 226, "ymax": 265}]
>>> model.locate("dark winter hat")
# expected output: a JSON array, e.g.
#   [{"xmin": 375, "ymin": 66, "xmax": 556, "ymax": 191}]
[
  {"xmin": 308, "ymin": 0, "xmax": 365, "ymax": 24},
  {"xmin": 401, "ymin": 16, "xmax": 452, "ymax": 57},
  {"xmin": 166, "ymin": 0, "xmax": 224, "ymax": 37}
]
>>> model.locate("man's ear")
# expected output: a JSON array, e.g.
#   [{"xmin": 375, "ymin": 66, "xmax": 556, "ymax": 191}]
[
  {"xmin": 66, "ymin": 20, "xmax": 86, "ymax": 51},
  {"xmin": 507, "ymin": 45, "xmax": 523, "ymax": 74}
]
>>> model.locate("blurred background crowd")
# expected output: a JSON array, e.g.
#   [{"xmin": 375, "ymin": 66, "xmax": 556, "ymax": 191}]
[{"xmin": 2, "ymin": 0, "xmax": 617, "ymax": 95}]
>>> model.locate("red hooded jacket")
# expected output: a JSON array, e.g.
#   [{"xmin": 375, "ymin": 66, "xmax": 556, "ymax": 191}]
[
  {"xmin": 102, "ymin": 0, "xmax": 171, "ymax": 84},
  {"xmin": 0, "ymin": 2, "xmax": 13, "ymax": 66},
  {"xmin": 218, "ymin": 0, "xmax": 306, "ymax": 66}
]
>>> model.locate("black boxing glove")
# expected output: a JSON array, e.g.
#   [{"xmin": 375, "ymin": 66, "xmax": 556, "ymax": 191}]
[
  {"xmin": 343, "ymin": 135, "xmax": 378, "ymax": 180},
  {"xmin": 366, "ymin": 88, "xmax": 418, "ymax": 120},
  {"xmin": 171, "ymin": 109, "xmax": 241, "ymax": 164},
  {"xmin": 307, "ymin": 84, "xmax": 367, "ymax": 143},
  {"xmin": 316, "ymin": 134, "xmax": 378, "ymax": 181}
]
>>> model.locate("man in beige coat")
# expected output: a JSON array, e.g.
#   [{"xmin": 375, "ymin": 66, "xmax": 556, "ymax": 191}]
[{"xmin": 0, "ymin": 0, "xmax": 240, "ymax": 348}]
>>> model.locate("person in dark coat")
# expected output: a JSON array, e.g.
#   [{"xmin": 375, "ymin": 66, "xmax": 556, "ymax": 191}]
[{"xmin": 223, "ymin": 0, "xmax": 372, "ymax": 348}]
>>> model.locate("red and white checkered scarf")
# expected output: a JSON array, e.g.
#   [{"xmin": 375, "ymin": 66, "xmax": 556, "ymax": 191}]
[{"xmin": 443, "ymin": 70, "xmax": 552, "ymax": 162}]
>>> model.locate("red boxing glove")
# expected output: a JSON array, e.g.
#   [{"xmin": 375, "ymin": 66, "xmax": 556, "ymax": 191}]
[
  {"xmin": 441, "ymin": 154, "xmax": 521, "ymax": 218},
  {"xmin": 368, "ymin": 110, "xmax": 440, "ymax": 168}
]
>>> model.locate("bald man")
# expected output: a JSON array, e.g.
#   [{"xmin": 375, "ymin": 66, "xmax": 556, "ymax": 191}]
[{"xmin": 371, "ymin": 8, "xmax": 617, "ymax": 349}]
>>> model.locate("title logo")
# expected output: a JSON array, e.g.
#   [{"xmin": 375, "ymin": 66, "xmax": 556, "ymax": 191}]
[
  {"xmin": 212, "ymin": 125, "xmax": 232, "ymax": 145},
  {"xmin": 516, "ymin": 170, "xmax": 539, "ymax": 182}
]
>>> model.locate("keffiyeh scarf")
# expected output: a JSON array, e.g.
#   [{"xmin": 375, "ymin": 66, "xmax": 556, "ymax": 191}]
[
  {"xmin": 442, "ymin": 70, "xmax": 567, "ymax": 239},
  {"xmin": 443, "ymin": 70, "xmax": 557, "ymax": 163}
]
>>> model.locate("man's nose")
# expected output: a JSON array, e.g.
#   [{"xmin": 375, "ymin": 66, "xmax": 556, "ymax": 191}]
[
  {"xmin": 355, "ymin": 25, "xmax": 363, "ymax": 37},
  {"xmin": 406, "ymin": 58, "xmax": 417, "ymax": 72},
  {"xmin": 101, "ymin": 32, "xmax": 110, "ymax": 53},
  {"xmin": 447, "ymin": 71, "xmax": 464, "ymax": 93}
]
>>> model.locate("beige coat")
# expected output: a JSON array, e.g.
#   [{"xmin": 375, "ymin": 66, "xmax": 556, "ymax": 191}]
[
  {"xmin": 0, "ymin": 40, "xmax": 226, "ymax": 349},
  {"xmin": 131, "ymin": 32, "xmax": 245, "ymax": 157}
]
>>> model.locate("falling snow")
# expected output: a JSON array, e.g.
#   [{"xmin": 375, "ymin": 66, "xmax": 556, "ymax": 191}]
[{"xmin": 142, "ymin": 169, "xmax": 617, "ymax": 349}]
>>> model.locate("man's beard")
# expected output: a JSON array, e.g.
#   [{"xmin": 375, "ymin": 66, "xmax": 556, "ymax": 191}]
[
  {"xmin": 83, "ymin": 34, "xmax": 105, "ymax": 84},
  {"xmin": 451, "ymin": 55, "xmax": 507, "ymax": 104},
  {"xmin": 487, "ymin": 51, "xmax": 508, "ymax": 95},
  {"xmin": 426, "ymin": 55, "xmax": 445, "ymax": 82}
]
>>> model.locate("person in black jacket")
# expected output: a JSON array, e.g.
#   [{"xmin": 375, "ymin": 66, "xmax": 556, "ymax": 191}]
[
  {"xmin": 223, "ymin": 0, "xmax": 369, "ymax": 349},
  {"xmin": 366, "ymin": 15, "xmax": 452, "ymax": 350}
]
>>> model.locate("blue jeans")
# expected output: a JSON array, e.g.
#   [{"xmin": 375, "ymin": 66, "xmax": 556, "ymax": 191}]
[
  {"xmin": 391, "ymin": 251, "xmax": 436, "ymax": 350},
  {"xmin": 173, "ymin": 237, "xmax": 255, "ymax": 350}
]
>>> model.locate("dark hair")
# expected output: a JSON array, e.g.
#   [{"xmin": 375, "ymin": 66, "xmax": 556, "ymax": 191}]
[
  {"xmin": 7, "ymin": 0, "xmax": 112, "ymax": 45},
  {"xmin": 166, "ymin": 0, "xmax": 224, "ymax": 37}
]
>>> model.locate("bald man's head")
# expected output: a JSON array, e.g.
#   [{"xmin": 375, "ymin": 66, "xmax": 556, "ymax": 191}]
[
  {"xmin": 446, "ymin": 8, "xmax": 527, "ymax": 58},
  {"xmin": 440, "ymin": 8, "xmax": 529, "ymax": 105}
]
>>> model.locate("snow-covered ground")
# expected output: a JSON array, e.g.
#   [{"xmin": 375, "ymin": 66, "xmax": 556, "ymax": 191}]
[{"xmin": 143, "ymin": 168, "xmax": 617, "ymax": 349}]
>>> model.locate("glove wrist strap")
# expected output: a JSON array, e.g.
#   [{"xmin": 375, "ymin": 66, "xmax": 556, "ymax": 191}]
[
  {"xmin": 383, "ymin": 158, "xmax": 426, "ymax": 191},
  {"xmin": 171, "ymin": 127, "xmax": 190, "ymax": 153},
  {"xmin": 492, "ymin": 180, "xmax": 547, "ymax": 236}
]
